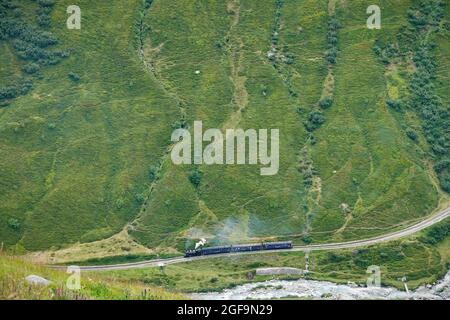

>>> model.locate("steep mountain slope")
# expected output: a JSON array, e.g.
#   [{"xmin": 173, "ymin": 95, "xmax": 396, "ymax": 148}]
[
  {"xmin": 0, "ymin": 0, "xmax": 448, "ymax": 253},
  {"xmin": 130, "ymin": 0, "xmax": 448, "ymax": 250},
  {"xmin": 0, "ymin": 0, "xmax": 180, "ymax": 250}
]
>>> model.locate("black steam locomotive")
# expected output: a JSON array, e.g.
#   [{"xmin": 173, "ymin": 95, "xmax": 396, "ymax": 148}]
[{"xmin": 184, "ymin": 241, "xmax": 292, "ymax": 258}]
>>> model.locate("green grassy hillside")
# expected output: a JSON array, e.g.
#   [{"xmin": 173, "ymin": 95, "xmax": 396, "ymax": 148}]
[
  {"xmin": 0, "ymin": 0, "xmax": 448, "ymax": 254},
  {"xmin": 0, "ymin": 0, "xmax": 180, "ymax": 250},
  {"xmin": 0, "ymin": 253, "xmax": 184, "ymax": 299}
]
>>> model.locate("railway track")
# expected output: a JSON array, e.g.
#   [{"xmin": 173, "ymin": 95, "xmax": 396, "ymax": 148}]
[{"xmin": 49, "ymin": 205, "xmax": 450, "ymax": 271}]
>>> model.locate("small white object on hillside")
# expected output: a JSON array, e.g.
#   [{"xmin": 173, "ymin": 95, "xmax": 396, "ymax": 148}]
[
  {"xmin": 195, "ymin": 70, "xmax": 201, "ymax": 75},
  {"xmin": 25, "ymin": 275, "xmax": 52, "ymax": 286}
]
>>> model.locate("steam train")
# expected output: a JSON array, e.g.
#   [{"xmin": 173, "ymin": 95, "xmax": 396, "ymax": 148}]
[{"xmin": 184, "ymin": 241, "xmax": 292, "ymax": 258}]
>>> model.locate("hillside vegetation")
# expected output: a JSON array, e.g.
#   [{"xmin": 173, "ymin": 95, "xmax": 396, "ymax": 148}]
[
  {"xmin": 0, "ymin": 253, "xmax": 184, "ymax": 299},
  {"xmin": 0, "ymin": 0, "xmax": 448, "ymax": 255}
]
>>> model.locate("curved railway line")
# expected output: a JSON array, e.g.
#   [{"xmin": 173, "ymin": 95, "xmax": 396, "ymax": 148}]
[{"xmin": 49, "ymin": 206, "xmax": 450, "ymax": 271}]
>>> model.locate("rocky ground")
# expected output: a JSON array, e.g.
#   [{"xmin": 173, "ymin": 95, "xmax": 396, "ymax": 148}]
[{"xmin": 191, "ymin": 270, "xmax": 450, "ymax": 300}]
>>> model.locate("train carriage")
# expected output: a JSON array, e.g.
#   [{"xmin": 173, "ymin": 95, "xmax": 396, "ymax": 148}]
[
  {"xmin": 231, "ymin": 244, "xmax": 264, "ymax": 253},
  {"xmin": 200, "ymin": 245, "xmax": 232, "ymax": 255},
  {"xmin": 185, "ymin": 241, "xmax": 292, "ymax": 258},
  {"xmin": 263, "ymin": 241, "xmax": 292, "ymax": 250}
]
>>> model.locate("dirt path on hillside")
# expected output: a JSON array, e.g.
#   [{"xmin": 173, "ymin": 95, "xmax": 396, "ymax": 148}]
[{"xmin": 221, "ymin": 0, "xmax": 249, "ymax": 130}]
